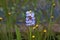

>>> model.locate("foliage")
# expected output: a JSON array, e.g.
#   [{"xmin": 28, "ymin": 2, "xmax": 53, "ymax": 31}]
[{"xmin": 0, "ymin": 0, "xmax": 60, "ymax": 40}]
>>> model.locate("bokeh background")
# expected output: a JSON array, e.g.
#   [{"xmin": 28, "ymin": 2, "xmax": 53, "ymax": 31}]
[
  {"xmin": 0, "ymin": 0, "xmax": 60, "ymax": 40},
  {"xmin": 0, "ymin": 0, "xmax": 60, "ymax": 24}
]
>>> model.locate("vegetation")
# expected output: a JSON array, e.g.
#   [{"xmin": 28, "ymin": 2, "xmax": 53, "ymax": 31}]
[{"xmin": 0, "ymin": 0, "xmax": 60, "ymax": 40}]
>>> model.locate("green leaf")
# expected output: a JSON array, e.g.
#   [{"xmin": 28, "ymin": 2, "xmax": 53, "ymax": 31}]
[{"xmin": 15, "ymin": 25, "xmax": 22, "ymax": 40}]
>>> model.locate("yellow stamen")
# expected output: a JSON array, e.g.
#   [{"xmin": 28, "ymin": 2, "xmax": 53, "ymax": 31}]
[
  {"xmin": 8, "ymin": 12, "xmax": 11, "ymax": 15},
  {"xmin": 51, "ymin": 16, "xmax": 54, "ymax": 18},
  {"xmin": 32, "ymin": 35, "xmax": 35, "ymax": 38},
  {"xmin": 33, "ymin": 27, "xmax": 36, "ymax": 30},
  {"xmin": 0, "ymin": 17, "xmax": 3, "ymax": 21},
  {"xmin": 43, "ymin": 29, "xmax": 47, "ymax": 32},
  {"xmin": 53, "ymin": 3, "xmax": 55, "ymax": 7},
  {"xmin": 29, "ymin": 10, "xmax": 32, "ymax": 13},
  {"xmin": 36, "ymin": 24, "xmax": 38, "ymax": 27}
]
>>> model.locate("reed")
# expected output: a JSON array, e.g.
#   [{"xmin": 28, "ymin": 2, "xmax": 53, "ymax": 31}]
[{"xmin": 0, "ymin": 0, "xmax": 60, "ymax": 40}]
